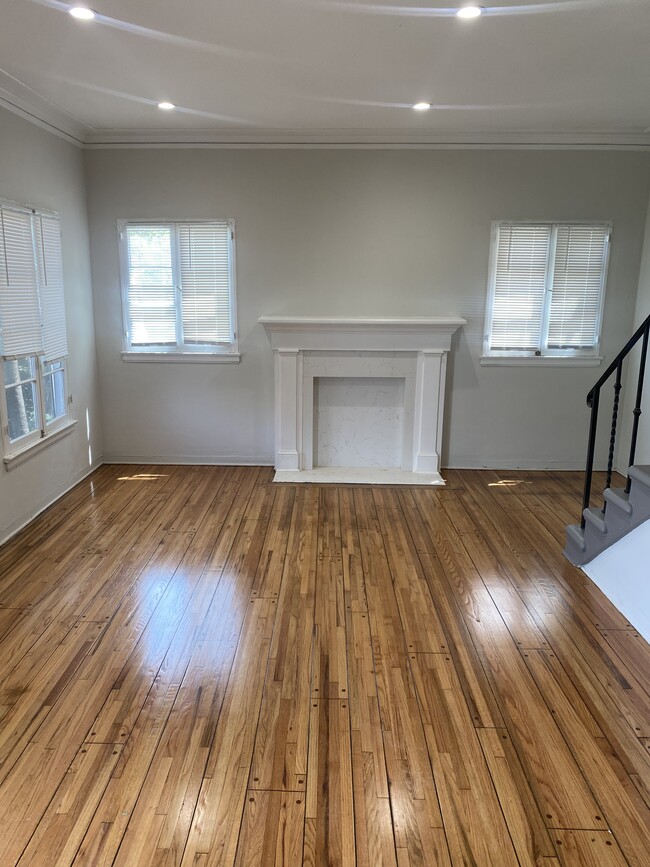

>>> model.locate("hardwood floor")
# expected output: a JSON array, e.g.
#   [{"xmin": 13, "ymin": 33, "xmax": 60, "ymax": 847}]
[{"xmin": 0, "ymin": 465, "xmax": 648, "ymax": 866}]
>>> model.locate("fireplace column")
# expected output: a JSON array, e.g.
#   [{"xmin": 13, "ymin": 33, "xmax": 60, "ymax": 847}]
[
  {"xmin": 274, "ymin": 349, "xmax": 302, "ymax": 471},
  {"xmin": 413, "ymin": 350, "xmax": 447, "ymax": 475}
]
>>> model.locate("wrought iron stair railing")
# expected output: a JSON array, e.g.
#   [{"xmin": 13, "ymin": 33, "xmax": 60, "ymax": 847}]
[{"xmin": 581, "ymin": 312, "xmax": 650, "ymax": 529}]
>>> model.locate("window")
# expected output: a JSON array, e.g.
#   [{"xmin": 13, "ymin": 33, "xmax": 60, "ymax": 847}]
[
  {"xmin": 483, "ymin": 222, "xmax": 611, "ymax": 363},
  {"xmin": 119, "ymin": 220, "xmax": 239, "ymax": 361},
  {"xmin": 0, "ymin": 202, "xmax": 71, "ymax": 457}
]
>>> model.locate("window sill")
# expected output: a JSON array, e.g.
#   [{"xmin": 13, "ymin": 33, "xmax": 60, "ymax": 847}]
[
  {"xmin": 480, "ymin": 355, "xmax": 603, "ymax": 368},
  {"xmin": 4, "ymin": 419, "xmax": 77, "ymax": 470},
  {"xmin": 121, "ymin": 351, "xmax": 241, "ymax": 364}
]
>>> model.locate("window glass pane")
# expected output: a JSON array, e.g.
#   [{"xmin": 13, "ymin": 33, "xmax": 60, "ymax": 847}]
[
  {"xmin": 0, "ymin": 207, "xmax": 43, "ymax": 357},
  {"xmin": 486, "ymin": 222, "xmax": 609, "ymax": 356},
  {"xmin": 35, "ymin": 214, "xmax": 69, "ymax": 362},
  {"xmin": 6, "ymin": 381, "xmax": 39, "ymax": 441},
  {"xmin": 179, "ymin": 223, "xmax": 232, "ymax": 345},
  {"xmin": 547, "ymin": 225, "xmax": 609, "ymax": 349},
  {"xmin": 3, "ymin": 356, "xmax": 36, "ymax": 386},
  {"xmin": 43, "ymin": 369, "xmax": 66, "ymax": 424},
  {"xmin": 489, "ymin": 225, "xmax": 551, "ymax": 352},
  {"xmin": 121, "ymin": 221, "xmax": 236, "ymax": 352},
  {"xmin": 125, "ymin": 226, "xmax": 177, "ymax": 346}
]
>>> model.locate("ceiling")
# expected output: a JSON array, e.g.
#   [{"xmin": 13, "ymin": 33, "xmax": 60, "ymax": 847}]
[{"xmin": 1, "ymin": 0, "xmax": 649, "ymax": 146}]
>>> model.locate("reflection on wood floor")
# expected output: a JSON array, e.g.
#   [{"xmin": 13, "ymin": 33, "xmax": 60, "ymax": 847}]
[{"xmin": 0, "ymin": 464, "xmax": 648, "ymax": 865}]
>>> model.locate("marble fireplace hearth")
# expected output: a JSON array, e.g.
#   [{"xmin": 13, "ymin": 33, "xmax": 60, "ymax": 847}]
[{"xmin": 260, "ymin": 317, "xmax": 466, "ymax": 485}]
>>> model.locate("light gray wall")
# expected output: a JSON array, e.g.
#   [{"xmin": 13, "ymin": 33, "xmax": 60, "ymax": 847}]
[
  {"xmin": 634, "ymin": 196, "xmax": 650, "ymax": 465},
  {"xmin": 0, "ymin": 107, "xmax": 101, "ymax": 543},
  {"xmin": 84, "ymin": 147, "xmax": 650, "ymax": 469},
  {"xmin": 618, "ymin": 193, "xmax": 650, "ymax": 471}
]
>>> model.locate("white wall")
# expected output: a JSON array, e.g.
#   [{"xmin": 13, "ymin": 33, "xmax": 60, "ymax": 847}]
[
  {"xmin": 584, "ymin": 520, "xmax": 650, "ymax": 641},
  {"xmin": 84, "ymin": 148, "xmax": 650, "ymax": 469},
  {"xmin": 624, "ymin": 194, "xmax": 650, "ymax": 467},
  {"xmin": 0, "ymin": 108, "xmax": 101, "ymax": 543}
]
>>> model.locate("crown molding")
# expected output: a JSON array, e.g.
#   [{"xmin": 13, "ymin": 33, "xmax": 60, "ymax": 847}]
[
  {"xmin": 0, "ymin": 70, "xmax": 89, "ymax": 147},
  {"xmin": 83, "ymin": 128, "xmax": 650, "ymax": 150},
  {"xmin": 1, "ymin": 78, "xmax": 649, "ymax": 150}
]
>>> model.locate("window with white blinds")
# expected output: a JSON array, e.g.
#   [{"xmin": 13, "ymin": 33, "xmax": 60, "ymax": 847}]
[
  {"xmin": 0, "ymin": 203, "xmax": 68, "ymax": 362},
  {"xmin": 0, "ymin": 200, "xmax": 70, "ymax": 454},
  {"xmin": 34, "ymin": 213, "xmax": 69, "ymax": 362},
  {"xmin": 0, "ymin": 206, "xmax": 42, "ymax": 358},
  {"xmin": 485, "ymin": 222, "xmax": 611, "ymax": 358},
  {"xmin": 120, "ymin": 220, "xmax": 237, "ymax": 355}
]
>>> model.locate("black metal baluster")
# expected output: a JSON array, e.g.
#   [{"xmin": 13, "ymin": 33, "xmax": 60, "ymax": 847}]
[
  {"xmin": 604, "ymin": 361, "xmax": 623, "ymax": 510},
  {"xmin": 578, "ymin": 313, "xmax": 650, "ymax": 531},
  {"xmin": 625, "ymin": 324, "xmax": 650, "ymax": 494},
  {"xmin": 581, "ymin": 387, "xmax": 600, "ymax": 529}
]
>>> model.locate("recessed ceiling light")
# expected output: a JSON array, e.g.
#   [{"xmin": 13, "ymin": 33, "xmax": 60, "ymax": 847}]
[
  {"xmin": 69, "ymin": 6, "xmax": 96, "ymax": 20},
  {"xmin": 413, "ymin": 102, "xmax": 431, "ymax": 112},
  {"xmin": 457, "ymin": 5, "xmax": 483, "ymax": 18},
  {"xmin": 158, "ymin": 102, "xmax": 176, "ymax": 111}
]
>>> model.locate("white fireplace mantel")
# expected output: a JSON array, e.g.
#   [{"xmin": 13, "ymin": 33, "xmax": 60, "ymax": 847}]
[{"xmin": 260, "ymin": 316, "xmax": 466, "ymax": 485}]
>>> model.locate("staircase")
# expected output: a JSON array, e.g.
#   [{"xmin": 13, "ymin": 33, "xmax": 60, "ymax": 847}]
[
  {"xmin": 565, "ymin": 465, "xmax": 650, "ymax": 565},
  {"xmin": 564, "ymin": 313, "xmax": 650, "ymax": 567}
]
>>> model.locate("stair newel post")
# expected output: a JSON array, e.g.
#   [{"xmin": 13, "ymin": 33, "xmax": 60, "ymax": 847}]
[
  {"xmin": 625, "ymin": 324, "xmax": 649, "ymax": 494},
  {"xmin": 581, "ymin": 387, "xmax": 600, "ymax": 530},
  {"xmin": 604, "ymin": 361, "xmax": 623, "ymax": 508}
]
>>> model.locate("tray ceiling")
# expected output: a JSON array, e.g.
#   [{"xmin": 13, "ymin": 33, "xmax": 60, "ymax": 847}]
[{"xmin": 0, "ymin": 0, "xmax": 649, "ymax": 146}]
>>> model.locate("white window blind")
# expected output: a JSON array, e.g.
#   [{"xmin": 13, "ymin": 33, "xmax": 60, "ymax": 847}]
[
  {"xmin": 486, "ymin": 222, "xmax": 610, "ymax": 357},
  {"xmin": 0, "ymin": 203, "xmax": 68, "ymax": 362},
  {"xmin": 121, "ymin": 220, "xmax": 236, "ymax": 353},
  {"xmin": 179, "ymin": 222, "xmax": 232, "ymax": 345},
  {"xmin": 35, "ymin": 213, "xmax": 68, "ymax": 361},
  {"xmin": 124, "ymin": 225, "xmax": 176, "ymax": 346},
  {"xmin": 547, "ymin": 225, "xmax": 610, "ymax": 350},
  {"xmin": 489, "ymin": 224, "xmax": 551, "ymax": 352},
  {"xmin": 0, "ymin": 205, "xmax": 42, "ymax": 358}
]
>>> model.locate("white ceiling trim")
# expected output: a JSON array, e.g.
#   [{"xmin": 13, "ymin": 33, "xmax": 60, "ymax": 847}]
[
  {"xmin": 0, "ymin": 69, "xmax": 89, "ymax": 147},
  {"xmin": 83, "ymin": 128, "xmax": 650, "ymax": 149},
  {"xmin": 2, "ymin": 84, "xmax": 649, "ymax": 151}
]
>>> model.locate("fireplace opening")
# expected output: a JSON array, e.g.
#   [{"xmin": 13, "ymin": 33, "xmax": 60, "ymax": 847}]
[{"xmin": 313, "ymin": 376, "xmax": 405, "ymax": 469}]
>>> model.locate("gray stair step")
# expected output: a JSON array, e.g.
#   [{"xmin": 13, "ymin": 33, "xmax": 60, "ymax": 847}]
[
  {"xmin": 566, "ymin": 523, "xmax": 586, "ymax": 552},
  {"xmin": 583, "ymin": 507, "xmax": 607, "ymax": 534},
  {"xmin": 564, "ymin": 464, "xmax": 650, "ymax": 566},
  {"xmin": 564, "ymin": 464, "xmax": 650, "ymax": 567},
  {"xmin": 604, "ymin": 487, "xmax": 633, "ymax": 515},
  {"xmin": 629, "ymin": 465, "xmax": 650, "ymax": 488}
]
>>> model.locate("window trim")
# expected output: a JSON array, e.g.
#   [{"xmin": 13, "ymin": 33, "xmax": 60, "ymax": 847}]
[
  {"xmin": 120, "ymin": 350, "xmax": 241, "ymax": 364},
  {"xmin": 41, "ymin": 356, "xmax": 71, "ymax": 435},
  {"xmin": 1, "ymin": 354, "xmax": 72, "ymax": 460},
  {"xmin": 1, "ymin": 356, "xmax": 41, "ymax": 452},
  {"xmin": 3, "ymin": 418, "xmax": 77, "ymax": 470},
  {"xmin": 117, "ymin": 218, "xmax": 240, "ymax": 361},
  {"xmin": 479, "ymin": 354, "xmax": 603, "ymax": 368},
  {"xmin": 483, "ymin": 220, "xmax": 612, "ymax": 363}
]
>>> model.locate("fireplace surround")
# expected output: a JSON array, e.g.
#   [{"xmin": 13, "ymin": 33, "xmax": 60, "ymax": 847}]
[{"xmin": 260, "ymin": 317, "xmax": 466, "ymax": 485}]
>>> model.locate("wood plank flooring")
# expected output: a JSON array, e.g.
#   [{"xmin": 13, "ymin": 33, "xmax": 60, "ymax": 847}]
[{"xmin": 0, "ymin": 465, "xmax": 648, "ymax": 866}]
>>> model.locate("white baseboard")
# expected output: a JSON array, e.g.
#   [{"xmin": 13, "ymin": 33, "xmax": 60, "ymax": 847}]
[
  {"xmin": 445, "ymin": 459, "xmax": 599, "ymax": 471},
  {"xmin": 103, "ymin": 453, "xmax": 274, "ymax": 466},
  {"xmin": 0, "ymin": 458, "xmax": 104, "ymax": 547},
  {"xmin": 106, "ymin": 456, "xmax": 600, "ymax": 472}
]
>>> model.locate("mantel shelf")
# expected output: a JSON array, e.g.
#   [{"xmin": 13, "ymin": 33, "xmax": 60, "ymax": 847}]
[
  {"xmin": 258, "ymin": 316, "xmax": 467, "ymax": 329},
  {"xmin": 260, "ymin": 315, "xmax": 466, "ymax": 353}
]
